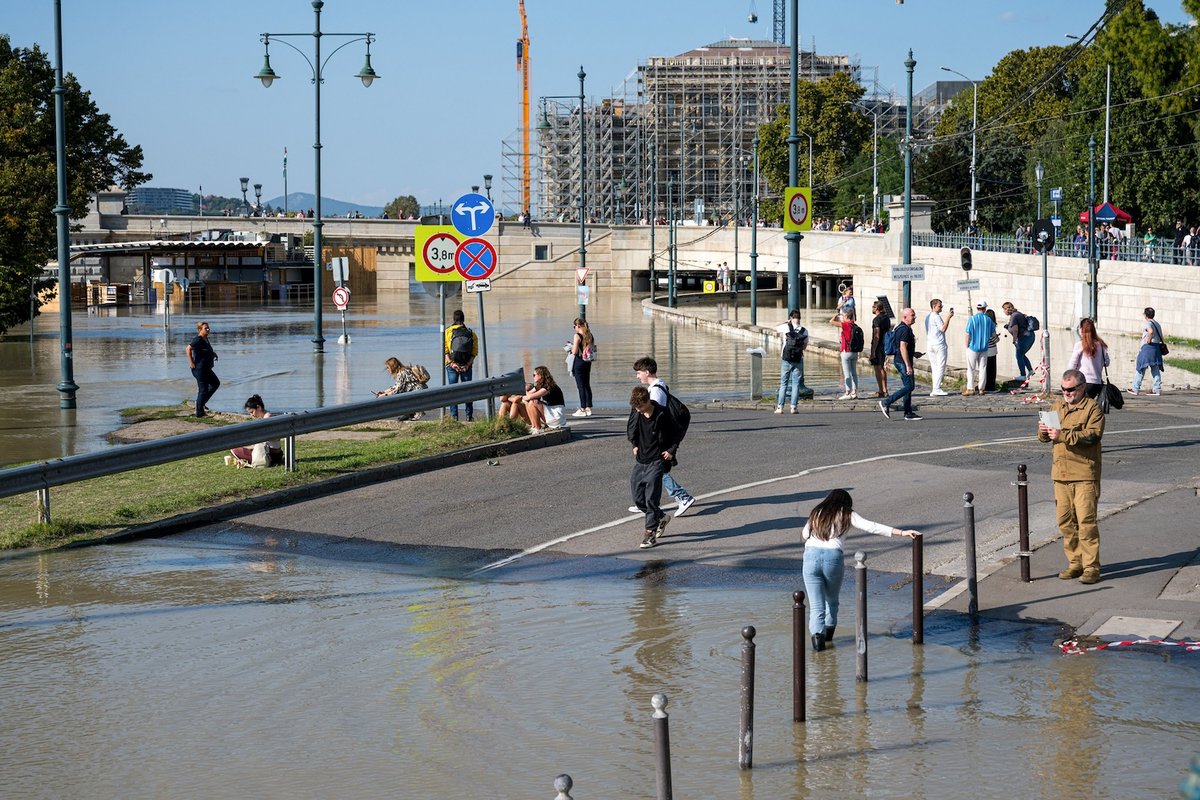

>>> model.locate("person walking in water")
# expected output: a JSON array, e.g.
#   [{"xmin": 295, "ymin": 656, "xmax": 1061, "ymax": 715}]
[{"xmin": 801, "ymin": 489, "xmax": 919, "ymax": 651}]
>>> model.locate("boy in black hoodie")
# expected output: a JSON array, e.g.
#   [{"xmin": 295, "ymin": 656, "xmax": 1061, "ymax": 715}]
[{"xmin": 627, "ymin": 385, "xmax": 682, "ymax": 549}]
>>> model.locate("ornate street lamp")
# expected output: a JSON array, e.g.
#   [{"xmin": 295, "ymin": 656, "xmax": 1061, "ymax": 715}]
[
  {"xmin": 254, "ymin": 183, "xmax": 263, "ymax": 216},
  {"xmin": 240, "ymin": 176, "xmax": 250, "ymax": 216},
  {"xmin": 254, "ymin": 0, "xmax": 379, "ymax": 353}
]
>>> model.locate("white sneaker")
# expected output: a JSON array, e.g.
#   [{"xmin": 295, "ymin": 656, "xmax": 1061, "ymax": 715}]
[
  {"xmin": 774, "ymin": 406, "xmax": 783, "ymax": 414},
  {"xmin": 674, "ymin": 496, "xmax": 695, "ymax": 517},
  {"xmin": 585, "ymin": 409, "xmax": 593, "ymax": 416},
  {"xmin": 838, "ymin": 393, "xmax": 852, "ymax": 400},
  {"xmin": 628, "ymin": 505, "xmax": 640, "ymax": 513},
  {"xmin": 572, "ymin": 409, "xmax": 588, "ymax": 418},
  {"xmin": 930, "ymin": 389, "xmax": 949, "ymax": 396}
]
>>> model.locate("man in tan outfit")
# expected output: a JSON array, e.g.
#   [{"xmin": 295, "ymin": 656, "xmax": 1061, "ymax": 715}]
[{"xmin": 1037, "ymin": 368, "xmax": 1105, "ymax": 584}]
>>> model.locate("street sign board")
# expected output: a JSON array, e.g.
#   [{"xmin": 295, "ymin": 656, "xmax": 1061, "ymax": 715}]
[
  {"xmin": 451, "ymin": 192, "xmax": 496, "ymax": 238},
  {"xmin": 332, "ymin": 285, "xmax": 350, "ymax": 309},
  {"xmin": 465, "ymin": 279, "xmax": 492, "ymax": 293},
  {"xmin": 1050, "ymin": 214, "xmax": 1062, "ymax": 227},
  {"xmin": 414, "ymin": 225, "xmax": 463, "ymax": 282},
  {"xmin": 1050, "ymin": 187, "xmax": 1063, "ymax": 202},
  {"xmin": 576, "ymin": 266, "xmax": 589, "ymax": 284},
  {"xmin": 576, "ymin": 284, "xmax": 590, "ymax": 306},
  {"xmin": 957, "ymin": 279, "xmax": 981, "ymax": 291},
  {"xmin": 783, "ymin": 187, "xmax": 812, "ymax": 232},
  {"xmin": 326, "ymin": 256, "xmax": 349, "ymax": 284},
  {"xmin": 454, "ymin": 237, "xmax": 499, "ymax": 281},
  {"xmin": 890, "ymin": 264, "xmax": 926, "ymax": 281}
]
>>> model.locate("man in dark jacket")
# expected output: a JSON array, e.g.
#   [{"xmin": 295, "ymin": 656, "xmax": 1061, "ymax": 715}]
[{"xmin": 627, "ymin": 385, "xmax": 682, "ymax": 549}]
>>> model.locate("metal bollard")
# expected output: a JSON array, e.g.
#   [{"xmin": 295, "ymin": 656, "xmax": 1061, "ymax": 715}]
[
  {"xmin": 1015, "ymin": 464, "xmax": 1032, "ymax": 582},
  {"xmin": 553, "ymin": 774, "xmax": 574, "ymax": 800},
  {"xmin": 738, "ymin": 625, "xmax": 756, "ymax": 770},
  {"xmin": 36, "ymin": 488, "xmax": 51, "ymax": 525},
  {"xmin": 855, "ymin": 551, "xmax": 868, "ymax": 683},
  {"xmin": 912, "ymin": 533, "xmax": 924, "ymax": 645},
  {"xmin": 792, "ymin": 590, "xmax": 806, "ymax": 723},
  {"xmin": 284, "ymin": 434, "xmax": 297, "ymax": 473},
  {"xmin": 964, "ymin": 492, "xmax": 978, "ymax": 619},
  {"xmin": 746, "ymin": 347, "xmax": 765, "ymax": 401},
  {"xmin": 651, "ymin": 693, "xmax": 673, "ymax": 800}
]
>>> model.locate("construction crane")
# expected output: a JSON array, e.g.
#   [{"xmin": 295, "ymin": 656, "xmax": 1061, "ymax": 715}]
[
  {"xmin": 747, "ymin": 0, "xmax": 785, "ymax": 44},
  {"xmin": 517, "ymin": 0, "xmax": 531, "ymax": 214}
]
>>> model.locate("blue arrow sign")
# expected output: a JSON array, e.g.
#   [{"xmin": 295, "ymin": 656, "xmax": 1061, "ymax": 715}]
[{"xmin": 451, "ymin": 192, "xmax": 495, "ymax": 238}]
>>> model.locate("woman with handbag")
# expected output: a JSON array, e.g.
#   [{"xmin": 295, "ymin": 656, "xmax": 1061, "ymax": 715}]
[
  {"xmin": 567, "ymin": 318, "xmax": 596, "ymax": 417},
  {"xmin": 1067, "ymin": 318, "xmax": 1111, "ymax": 399},
  {"xmin": 1129, "ymin": 307, "xmax": 1166, "ymax": 396}
]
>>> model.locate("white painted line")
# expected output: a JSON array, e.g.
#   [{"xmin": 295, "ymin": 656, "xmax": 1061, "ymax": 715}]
[{"xmin": 470, "ymin": 423, "xmax": 1200, "ymax": 575}]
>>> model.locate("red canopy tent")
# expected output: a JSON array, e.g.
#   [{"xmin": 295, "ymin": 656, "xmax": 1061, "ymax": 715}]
[{"xmin": 1079, "ymin": 202, "xmax": 1133, "ymax": 224}]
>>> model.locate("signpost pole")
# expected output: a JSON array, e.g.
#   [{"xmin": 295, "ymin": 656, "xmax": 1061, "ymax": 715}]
[
  {"xmin": 477, "ymin": 289, "xmax": 492, "ymax": 419},
  {"xmin": 439, "ymin": 283, "xmax": 446, "ymax": 421}
]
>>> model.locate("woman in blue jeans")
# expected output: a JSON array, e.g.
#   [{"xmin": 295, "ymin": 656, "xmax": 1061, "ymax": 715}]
[{"xmin": 801, "ymin": 489, "xmax": 919, "ymax": 652}]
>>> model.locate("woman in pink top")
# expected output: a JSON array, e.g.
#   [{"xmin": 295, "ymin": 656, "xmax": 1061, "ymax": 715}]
[{"xmin": 1067, "ymin": 318, "xmax": 1110, "ymax": 399}]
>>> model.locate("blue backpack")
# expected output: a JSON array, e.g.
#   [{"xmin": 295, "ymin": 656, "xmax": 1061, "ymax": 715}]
[{"xmin": 883, "ymin": 328, "xmax": 900, "ymax": 356}]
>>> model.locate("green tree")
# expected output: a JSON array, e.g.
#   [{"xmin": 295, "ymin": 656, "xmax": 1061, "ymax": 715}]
[
  {"xmin": 384, "ymin": 194, "xmax": 420, "ymax": 219},
  {"xmin": 758, "ymin": 71, "xmax": 871, "ymax": 221},
  {"xmin": 0, "ymin": 36, "xmax": 148, "ymax": 334}
]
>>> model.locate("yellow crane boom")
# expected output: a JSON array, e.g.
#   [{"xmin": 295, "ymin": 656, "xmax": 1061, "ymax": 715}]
[{"xmin": 517, "ymin": 0, "xmax": 531, "ymax": 214}]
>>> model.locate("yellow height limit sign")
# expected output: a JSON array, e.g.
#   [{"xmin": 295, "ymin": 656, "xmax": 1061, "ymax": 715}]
[
  {"xmin": 784, "ymin": 187, "xmax": 812, "ymax": 232},
  {"xmin": 414, "ymin": 225, "xmax": 464, "ymax": 282}
]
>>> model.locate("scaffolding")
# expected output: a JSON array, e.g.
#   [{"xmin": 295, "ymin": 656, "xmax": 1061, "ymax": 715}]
[{"xmin": 528, "ymin": 38, "xmax": 858, "ymax": 226}]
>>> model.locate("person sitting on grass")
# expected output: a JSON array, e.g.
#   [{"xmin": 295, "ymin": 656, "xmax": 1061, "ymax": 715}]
[
  {"xmin": 229, "ymin": 394, "xmax": 283, "ymax": 468},
  {"xmin": 498, "ymin": 366, "xmax": 565, "ymax": 433}
]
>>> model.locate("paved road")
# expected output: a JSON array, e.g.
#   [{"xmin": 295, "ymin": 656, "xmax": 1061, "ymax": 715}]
[{"xmin": 207, "ymin": 388, "xmax": 1200, "ymax": 641}]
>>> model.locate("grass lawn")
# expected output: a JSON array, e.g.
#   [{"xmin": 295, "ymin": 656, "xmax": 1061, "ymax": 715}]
[
  {"xmin": 0, "ymin": 415, "xmax": 529, "ymax": 550},
  {"xmin": 1166, "ymin": 357, "xmax": 1200, "ymax": 376}
]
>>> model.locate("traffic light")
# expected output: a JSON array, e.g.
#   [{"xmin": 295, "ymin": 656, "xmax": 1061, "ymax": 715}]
[{"xmin": 960, "ymin": 246, "xmax": 973, "ymax": 272}]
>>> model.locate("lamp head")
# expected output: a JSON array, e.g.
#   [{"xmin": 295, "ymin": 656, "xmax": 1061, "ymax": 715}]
[
  {"xmin": 255, "ymin": 39, "xmax": 279, "ymax": 88},
  {"xmin": 483, "ymin": 174, "xmax": 493, "ymax": 190},
  {"xmin": 355, "ymin": 36, "xmax": 379, "ymax": 88},
  {"xmin": 240, "ymin": 177, "xmax": 249, "ymax": 193},
  {"xmin": 254, "ymin": 183, "xmax": 263, "ymax": 199},
  {"xmin": 1035, "ymin": 161, "xmax": 1044, "ymax": 183}
]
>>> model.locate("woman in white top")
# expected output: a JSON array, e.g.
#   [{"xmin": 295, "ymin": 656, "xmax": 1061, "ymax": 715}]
[
  {"xmin": 801, "ymin": 489, "xmax": 919, "ymax": 651},
  {"xmin": 1066, "ymin": 318, "xmax": 1110, "ymax": 399}
]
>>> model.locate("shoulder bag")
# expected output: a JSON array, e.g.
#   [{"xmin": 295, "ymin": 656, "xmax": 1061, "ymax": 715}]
[{"xmin": 1099, "ymin": 366, "xmax": 1123, "ymax": 414}]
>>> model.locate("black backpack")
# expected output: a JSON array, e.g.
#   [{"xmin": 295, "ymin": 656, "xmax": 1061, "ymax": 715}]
[
  {"xmin": 1027, "ymin": 315, "xmax": 1040, "ymax": 332},
  {"xmin": 449, "ymin": 326, "xmax": 474, "ymax": 365},
  {"xmin": 658, "ymin": 382, "xmax": 691, "ymax": 440},
  {"xmin": 782, "ymin": 323, "xmax": 807, "ymax": 362},
  {"xmin": 849, "ymin": 323, "xmax": 865, "ymax": 353}
]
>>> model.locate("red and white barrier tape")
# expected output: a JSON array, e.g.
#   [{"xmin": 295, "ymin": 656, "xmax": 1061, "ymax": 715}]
[{"xmin": 1060, "ymin": 637, "xmax": 1200, "ymax": 655}]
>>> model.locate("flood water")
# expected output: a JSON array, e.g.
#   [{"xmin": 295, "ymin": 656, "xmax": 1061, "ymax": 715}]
[
  {"xmin": 0, "ymin": 290, "xmax": 838, "ymax": 466},
  {"xmin": 1, "ymin": 533, "xmax": 1196, "ymax": 799}
]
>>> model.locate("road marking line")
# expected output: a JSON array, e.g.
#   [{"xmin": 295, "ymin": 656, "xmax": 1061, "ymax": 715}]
[{"xmin": 470, "ymin": 423, "xmax": 1200, "ymax": 575}]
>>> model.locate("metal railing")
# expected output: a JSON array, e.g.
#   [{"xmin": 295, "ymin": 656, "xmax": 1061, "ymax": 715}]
[
  {"xmin": 0, "ymin": 370, "xmax": 526, "ymax": 523},
  {"xmin": 914, "ymin": 230, "xmax": 1199, "ymax": 266}
]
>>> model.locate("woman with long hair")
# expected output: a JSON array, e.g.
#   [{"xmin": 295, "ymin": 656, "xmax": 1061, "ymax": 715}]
[
  {"xmin": 569, "ymin": 318, "xmax": 596, "ymax": 417},
  {"xmin": 868, "ymin": 300, "xmax": 891, "ymax": 397},
  {"xmin": 801, "ymin": 489, "xmax": 919, "ymax": 652},
  {"xmin": 374, "ymin": 356, "xmax": 430, "ymax": 420},
  {"xmin": 500, "ymin": 365, "xmax": 566, "ymax": 433},
  {"xmin": 829, "ymin": 308, "xmax": 859, "ymax": 399},
  {"xmin": 1067, "ymin": 318, "xmax": 1110, "ymax": 399}
]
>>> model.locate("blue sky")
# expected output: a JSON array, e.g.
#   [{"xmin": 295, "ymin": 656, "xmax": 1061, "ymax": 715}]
[{"xmin": 5, "ymin": 1, "xmax": 1193, "ymax": 209}]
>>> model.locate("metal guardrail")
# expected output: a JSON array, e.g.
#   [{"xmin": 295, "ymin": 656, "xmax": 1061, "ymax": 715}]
[
  {"xmin": 914, "ymin": 230, "xmax": 1196, "ymax": 265},
  {"xmin": 0, "ymin": 370, "xmax": 526, "ymax": 520}
]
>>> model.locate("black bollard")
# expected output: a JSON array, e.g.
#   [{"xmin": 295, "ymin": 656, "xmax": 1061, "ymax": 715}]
[
  {"xmin": 792, "ymin": 591, "xmax": 806, "ymax": 723},
  {"xmin": 553, "ymin": 774, "xmax": 574, "ymax": 800},
  {"xmin": 651, "ymin": 693, "xmax": 673, "ymax": 800},
  {"xmin": 964, "ymin": 491, "xmax": 978, "ymax": 619},
  {"xmin": 1016, "ymin": 464, "xmax": 1031, "ymax": 582},
  {"xmin": 912, "ymin": 533, "xmax": 924, "ymax": 645},
  {"xmin": 855, "ymin": 551, "xmax": 868, "ymax": 683},
  {"xmin": 738, "ymin": 626, "xmax": 756, "ymax": 770}
]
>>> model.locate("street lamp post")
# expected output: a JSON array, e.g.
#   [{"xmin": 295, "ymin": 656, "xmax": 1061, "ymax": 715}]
[
  {"xmin": 254, "ymin": 0, "xmax": 379, "ymax": 354},
  {"xmin": 52, "ymin": 0, "xmax": 78, "ymax": 408},
  {"xmin": 577, "ymin": 66, "xmax": 587, "ymax": 321},
  {"xmin": 1036, "ymin": 160, "xmax": 1050, "ymax": 393},
  {"xmin": 750, "ymin": 134, "xmax": 760, "ymax": 325},
  {"xmin": 240, "ymin": 176, "xmax": 250, "ymax": 216},
  {"xmin": 254, "ymin": 183, "xmax": 263, "ymax": 216},
  {"xmin": 901, "ymin": 49, "xmax": 916, "ymax": 309},
  {"xmin": 785, "ymin": 0, "xmax": 801, "ymax": 312},
  {"xmin": 1088, "ymin": 135, "xmax": 1098, "ymax": 320},
  {"xmin": 483, "ymin": 174, "xmax": 493, "ymax": 202},
  {"xmin": 940, "ymin": 66, "xmax": 978, "ymax": 226}
]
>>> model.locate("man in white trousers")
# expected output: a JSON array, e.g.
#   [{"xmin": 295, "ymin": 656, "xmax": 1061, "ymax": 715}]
[{"xmin": 925, "ymin": 298, "xmax": 953, "ymax": 396}]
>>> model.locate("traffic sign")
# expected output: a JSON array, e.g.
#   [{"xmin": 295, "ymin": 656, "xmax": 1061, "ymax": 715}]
[
  {"xmin": 332, "ymin": 285, "xmax": 350, "ymax": 309},
  {"xmin": 957, "ymin": 279, "xmax": 981, "ymax": 291},
  {"xmin": 451, "ymin": 192, "xmax": 496, "ymax": 238},
  {"xmin": 576, "ymin": 266, "xmax": 589, "ymax": 284},
  {"xmin": 1050, "ymin": 214, "xmax": 1062, "ymax": 227},
  {"xmin": 890, "ymin": 264, "xmax": 926, "ymax": 281},
  {"xmin": 576, "ymin": 284, "xmax": 590, "ymax": 306},
  {"xmin": 783, "ymin": 187, "xmax": 812, "ymax": 232},
  {"xmin": 465, "ymin": 279, "xmax": 492, "ymax": 293},
  {"xmin": 1050, "ymin": 187, "xmax": 1063, "ymax": 202},
  {"xmin": 414, "ymin": 225, "xmax": 463, "ymax": 282},
  {"xmin": 1032, "ymin": 219, "xmax": 1056, "ymax": 253},
  {"xmin": 454, "ymin": 237, "xmax": 498, "ymax": 280}
]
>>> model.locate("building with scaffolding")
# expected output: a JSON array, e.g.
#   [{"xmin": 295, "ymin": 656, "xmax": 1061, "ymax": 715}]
[{"xmin": 498, "ymin": 38, "xmax": 962, "ymax": 226}]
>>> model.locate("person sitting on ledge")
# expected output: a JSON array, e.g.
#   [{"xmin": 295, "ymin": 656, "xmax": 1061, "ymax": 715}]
[{"xmin": 229, "ymin": 394, "xmax": 283, "ymax": 468}]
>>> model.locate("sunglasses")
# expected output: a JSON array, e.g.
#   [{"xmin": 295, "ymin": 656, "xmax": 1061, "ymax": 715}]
[{"xmin": 1059, "ymin": 384, "xmax": 1082, "ymax": 393}]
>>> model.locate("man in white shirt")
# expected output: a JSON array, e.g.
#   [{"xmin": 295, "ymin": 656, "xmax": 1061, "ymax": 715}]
[{"xmin": 925, "ymin": 298, "xmax": 953, "ymax": 396}]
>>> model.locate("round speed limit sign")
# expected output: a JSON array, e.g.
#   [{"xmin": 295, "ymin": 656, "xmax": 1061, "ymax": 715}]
[{"xmin": 422, "ymin": 231, "xmax": 460, "ymax": 274}]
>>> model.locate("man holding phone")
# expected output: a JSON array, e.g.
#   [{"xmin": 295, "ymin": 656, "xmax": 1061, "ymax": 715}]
[{"xmin": 925, "ymin": 299, "xmax": 952, "ymax": 396}]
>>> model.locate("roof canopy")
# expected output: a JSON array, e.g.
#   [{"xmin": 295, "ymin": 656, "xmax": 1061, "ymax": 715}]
[{"xmin": 1079, "ymin": 202, "xmax": 1132, "ymax": 224}]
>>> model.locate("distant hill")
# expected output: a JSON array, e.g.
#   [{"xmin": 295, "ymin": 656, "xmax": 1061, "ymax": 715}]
[{"xmin": 267, "ymin": 193, "xmax": 384, "ymax": 218}]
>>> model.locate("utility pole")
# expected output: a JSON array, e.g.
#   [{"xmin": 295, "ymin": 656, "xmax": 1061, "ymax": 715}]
[
  {"xmin": 901, "ymin": 49, "xmax": 916, "ymax": 309},
  {"xmin": 784, "ymin": 0, "xmax": 801, "ymax": 311}
]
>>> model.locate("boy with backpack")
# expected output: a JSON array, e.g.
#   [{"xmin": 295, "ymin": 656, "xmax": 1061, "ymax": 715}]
[
  {"xmin": 444, "ymin": 309, "xmax": 478, "ymax": 422},
  {"xmin": 774, "ymin": 309, "xmax": 809, "ymax": 412},
  {"xmin": 627, "ymin": 385, "xmax": 684, "ymax": 549},
  {"xmin": 629, "ymin": 356, "xmax": 695, "ymax": 518}
]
